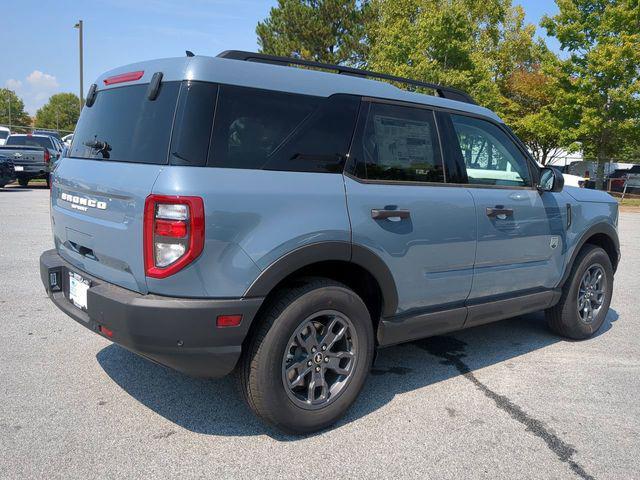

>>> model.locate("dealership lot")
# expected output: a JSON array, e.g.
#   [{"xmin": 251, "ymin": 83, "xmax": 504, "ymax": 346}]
[{"xmin": 1, "ymin": 185, "xmax": 638, "ymax": 479}]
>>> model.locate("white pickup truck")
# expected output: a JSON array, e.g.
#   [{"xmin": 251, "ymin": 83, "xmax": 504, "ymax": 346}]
[{"xmin": 0, "ymin": 126, "xmax": 10, "ymax": 146}]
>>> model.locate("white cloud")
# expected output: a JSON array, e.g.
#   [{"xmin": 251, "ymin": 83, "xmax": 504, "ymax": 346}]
[
  {"xmin": 3, "ymin": 70, "xmax": 60, "ymax": 117},
  {"xmin": 5, "ymin": 79, "xmax": 22, "ymax": 91},
  {"xmin": 26, "ymin": 70, "xmax": 59, "ymax": 91}
]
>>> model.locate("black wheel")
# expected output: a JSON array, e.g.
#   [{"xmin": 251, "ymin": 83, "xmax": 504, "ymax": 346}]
[
  {"xmin": 18, "ymin": 177, "xmax": 29, "ymax": 187},
  {"xmin": 546, "ymin": 244, "xmax": 613, "ymax": 339},
  {"xmin": 46, "ymin": 175, "xmax": 51, "ymax": 189},
  {"xmin": 237, "ymin": 277, "xmax": 374, "ymax": 434}
]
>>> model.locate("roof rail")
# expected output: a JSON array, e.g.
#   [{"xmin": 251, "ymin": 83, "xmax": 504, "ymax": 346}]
[{"xmin": 216, "ymin": 50, "xmax": 476, "ymax": 105}]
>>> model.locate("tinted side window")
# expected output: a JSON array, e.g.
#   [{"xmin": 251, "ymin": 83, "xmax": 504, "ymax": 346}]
[
  {"xmin": 450, "ymin": 114, "xmax": 531, "ymax": 187},
  {"xmin": 356, "ymin": 102, "xmax": 444, "ymax": 182},
  {"xmin": 263, "ymin": 94, "xmax": 360, "ymax": 173},
  {"xmin": 70, "ymin": 82, "xmax": 179, "ymax": 164},
  {"xmin": 170, "ymin": 81, "xmax": 218, "ymax": 167},
  {"xmin": 208, "ymin": 86, "xmax": 320, "ymax": 170}
]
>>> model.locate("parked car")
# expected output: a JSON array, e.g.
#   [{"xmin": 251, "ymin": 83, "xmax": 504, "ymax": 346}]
[
  {"xmin": 40, "ymin": 51, "xmax": 620, "ymax": 434},
  {"xmin": 0, "ymin": 154, "xmax": 16, "ymax": 187},
  {"xmin": 608, "ymin": 165, "xmax": 640, "ymax": 193},
  {"xmin": 0, "ymin": 126, "xmax": 10, "ymax": 146},
  {"xmin": 32, "ymin": 129, "xmax": 63, "ymax": 141},
  {"xmin": 0, "ymin": 134, "xmax": 60, "ymax": 187},
  {"xmin": 607, "ymin": 169, "xmax": 629, "ymax": 192},
  {"xmin": 561, "ymin": 172, "xmax": 585, "ymax": 188}
]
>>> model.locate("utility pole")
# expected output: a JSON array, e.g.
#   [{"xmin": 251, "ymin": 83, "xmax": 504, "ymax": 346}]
[{"xmin": 74, "ymin": 20, "xmax": 84, "ymax": 112}]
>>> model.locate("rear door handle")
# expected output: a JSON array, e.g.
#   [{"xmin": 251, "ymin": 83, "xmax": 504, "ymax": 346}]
[
  {"xmin": 371, "ymin": 209, "xmax": 411, "ymax": 220},
  {"xmin": 485, "ymin": 206, "xmax": 514, "ymax": 219}
]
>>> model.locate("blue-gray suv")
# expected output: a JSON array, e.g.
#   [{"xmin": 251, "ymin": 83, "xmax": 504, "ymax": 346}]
[{"xmin": 40, "ymin": 51, "xmax": 620, "ymax": 434}]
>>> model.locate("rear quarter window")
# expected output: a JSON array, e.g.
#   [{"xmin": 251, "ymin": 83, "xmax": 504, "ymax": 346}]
[
  {"xmin": 70, "ymin": 82, "xmax": 180, "ymax": 164},
  {"xmin": 206, "ymin": 86, "xmax": 359, "ymax": 173}
]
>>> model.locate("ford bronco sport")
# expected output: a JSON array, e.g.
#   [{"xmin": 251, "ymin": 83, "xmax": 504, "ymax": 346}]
[{"xmin": 40, "ymin": 51, "xmax": 620, "ymax": 434}]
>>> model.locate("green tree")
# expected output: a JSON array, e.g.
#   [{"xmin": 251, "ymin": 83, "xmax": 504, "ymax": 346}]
[
  {"xmin": 34, "ymin": 93, "xmax": 80, "ymax": 133},
  {"xmin": 500, "ymin": 58, "xmax": 580, "ymax": 164},
  {"xmin": 366, "ymin": 0, "xmax": 515, "ymax": 109},
  {"xmin": 0, "ymin": 89, "xmax": 31, "ymax": 129},
  {"xmin": 541, "ymin": 0, "xmax": 640, "ymax": 181},
  {"xmin": 256, "ymin": 0, "xmax": 371, "ymax": 65}
]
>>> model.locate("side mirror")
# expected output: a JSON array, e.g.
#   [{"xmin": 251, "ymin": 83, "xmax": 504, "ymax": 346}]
[{"xmin": 538, "ymin": 167, "xmax": 564, "ymax": 193}]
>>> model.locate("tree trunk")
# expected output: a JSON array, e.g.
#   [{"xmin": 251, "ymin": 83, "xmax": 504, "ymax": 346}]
[
  {"xmin": 541, "ymin": 149, "xmax": 549, "ymax": 166},
  {"xmin": 596, "ymin": 142, "xmax": 607, "ymax": 190}
]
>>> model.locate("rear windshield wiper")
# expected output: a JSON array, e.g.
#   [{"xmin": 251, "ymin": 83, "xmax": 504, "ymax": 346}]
[{"xmin": 84, "ymin": 138, "xmax": 112, "ymax": 159}]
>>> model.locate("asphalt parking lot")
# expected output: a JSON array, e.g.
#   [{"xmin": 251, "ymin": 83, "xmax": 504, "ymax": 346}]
[{"xmin": 1, "ymin": 185, "xmax": 638, "ymax": 480}]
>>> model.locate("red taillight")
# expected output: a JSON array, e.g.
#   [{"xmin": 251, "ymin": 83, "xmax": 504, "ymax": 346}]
[
  {"xmin": 144, "ymin": 195, "xmax": 204, "ymax": 279},
  {"xmin": 154, "ymin": 218, "xmax": 187, "ymax": 238},
  {"xmin": 43, "ymin": 149, "xmax": 50, "ymax": 164},
  {"xmin": 103, "ymin": 70, "xmax": 144, "ymax": 85},
  {"xmin": 216, "ymin": 315, "xmax": 243, "ymax": 328}
]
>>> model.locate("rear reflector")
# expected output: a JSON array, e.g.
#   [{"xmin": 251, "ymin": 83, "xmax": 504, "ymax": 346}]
[
  {"xmin": 103, "ymin": 70, "xmax": 144, "ymax": 85},
  {"xmin": 99, "ymin": 325, "xmax": 114, "ymax": 338},
  {"xmin": 216, "ymin": 315, "xmax": 242, "ymax": 328}
]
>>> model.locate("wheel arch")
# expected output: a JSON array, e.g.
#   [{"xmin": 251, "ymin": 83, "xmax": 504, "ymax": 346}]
[
  {"xmin": 559, "ymin": 222, "xmax": 620, "ymax": 288},
  {"xmin": 244, "ymin": 241, "xmax": 399, "ymax": 319}
]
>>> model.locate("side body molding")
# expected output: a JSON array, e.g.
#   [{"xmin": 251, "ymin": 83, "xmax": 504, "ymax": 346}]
[{"xmin": 243, "ymin": 241, "xmax": 399, "ymax": 317}]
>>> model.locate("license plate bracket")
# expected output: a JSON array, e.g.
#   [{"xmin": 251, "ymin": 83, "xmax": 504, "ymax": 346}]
[{"xmin": 68, "ymin": 271, "xmax": 90, "ymax": 310}]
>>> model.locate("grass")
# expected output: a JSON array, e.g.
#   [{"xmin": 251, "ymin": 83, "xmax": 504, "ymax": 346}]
[{"xmin": 619, "ymin": 198, "xmax": 640, "ymax": 207}]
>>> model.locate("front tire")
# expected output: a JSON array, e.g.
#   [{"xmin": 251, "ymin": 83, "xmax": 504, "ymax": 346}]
[
  {"xmin": 237, "ymin": 277, "xmax": 374, "ymax": 434},
  {"xmin": 18, "ymin": 177, "xmax": 29, "ymax": 187},
  {"xmin": 546, "ymin": 245, "xmax": 613, "ymax": 339}
]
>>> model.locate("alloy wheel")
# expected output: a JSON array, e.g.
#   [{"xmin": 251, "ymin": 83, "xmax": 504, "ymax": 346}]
[
  {"xmin": 281, "ymin": 310, "xmax": 357, "ymax": 410},
  {"xmin": 576, "ymin": 264, "xmax": 606, "ymax": 324}
]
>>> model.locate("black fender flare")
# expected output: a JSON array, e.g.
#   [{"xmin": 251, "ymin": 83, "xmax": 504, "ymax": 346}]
[
  {"xmin": 244, "ymin": 241, "xmax": 399, "ymax": 317},
  {"xmin": 558, "ymin": 222, "xmax": 620, "ymax": 288}
]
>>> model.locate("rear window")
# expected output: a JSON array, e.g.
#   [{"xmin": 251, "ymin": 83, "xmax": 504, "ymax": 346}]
[
  {"xmin": 0, "ymin": 131, "xmax": 8, "ymax": 140},
  {"xmin": 6, "ymin": 136, "xmax": 53, "ymax": 149},
  {"xmin": 70, "ymin": 82, "xmax": 179, "ymax": 164}
]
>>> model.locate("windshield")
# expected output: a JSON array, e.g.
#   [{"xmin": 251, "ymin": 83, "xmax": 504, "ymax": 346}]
[
  {"xmin": 6, "ymin": 136, "xmax": 53, "ymax": 149},
  {"xmin": 70, "ymin": 82, "xmax": 179, "ymax": 164}
]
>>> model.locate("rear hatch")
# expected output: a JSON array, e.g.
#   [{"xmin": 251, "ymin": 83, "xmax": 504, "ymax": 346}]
[{"xmin": 51, "ymin": 74, "xmax": 181, "ymax": 293}]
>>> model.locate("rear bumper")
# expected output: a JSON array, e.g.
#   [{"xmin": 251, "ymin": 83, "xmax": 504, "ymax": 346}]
[
  {"xmin": 15, "ymin": 163, "xmax": 48, "ymax": 175},
  {"xmin": 40, "ymin": 249, "xmax": 263, "ymax": 378}
]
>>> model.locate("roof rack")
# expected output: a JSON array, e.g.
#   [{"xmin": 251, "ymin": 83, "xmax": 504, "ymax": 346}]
[{"xmin": 216, "ymin": 50, "xmax": 476, "ymax": 105}]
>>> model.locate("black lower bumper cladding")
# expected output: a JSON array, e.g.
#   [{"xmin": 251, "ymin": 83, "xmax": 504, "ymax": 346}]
[{"xmin": 39, "ymin": 249, "xmax": 263, "ymax": 378}]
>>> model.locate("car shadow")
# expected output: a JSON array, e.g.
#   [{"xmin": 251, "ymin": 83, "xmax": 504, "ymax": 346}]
[
  {"xmin": 0, "ymin": 187, "xmax": 33, "ymax": 192},
  {"xmin": 1, "ymin": 183, "xmax": 49, "ymax": 191},
  {"xmin": 96, "ymin": 308, "xmax": 619, "ymax": 441}
]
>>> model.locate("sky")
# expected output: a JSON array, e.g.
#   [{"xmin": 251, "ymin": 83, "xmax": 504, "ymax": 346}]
[{"xmin": 2, "ymin": 0, "xmax": 560, "ymax": 116}]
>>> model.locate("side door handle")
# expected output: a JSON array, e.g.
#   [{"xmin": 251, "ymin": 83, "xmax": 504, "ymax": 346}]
[
  {"xmin": 371, "ymin": 209, "xmax": 411, "ymax": 220},
  {"xmin": 485, "ymin": 206, "xmax": 514, "ymax": 219}
]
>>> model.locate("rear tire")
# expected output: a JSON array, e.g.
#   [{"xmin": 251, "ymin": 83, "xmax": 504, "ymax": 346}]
[
  {"xmin": 18, "ymin": 177, "xmax": 29, "ymax": 187},
  {"xmin": 46, "ymin": 175, "xmax": 51, "ymax": 189},
  {"xmin": 546, "ymin": 245, "xmax": 613, "ymax": 339},
  {"xmin": 237, "ymin": 277, "xmax": 374, "ymax": 434}
]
